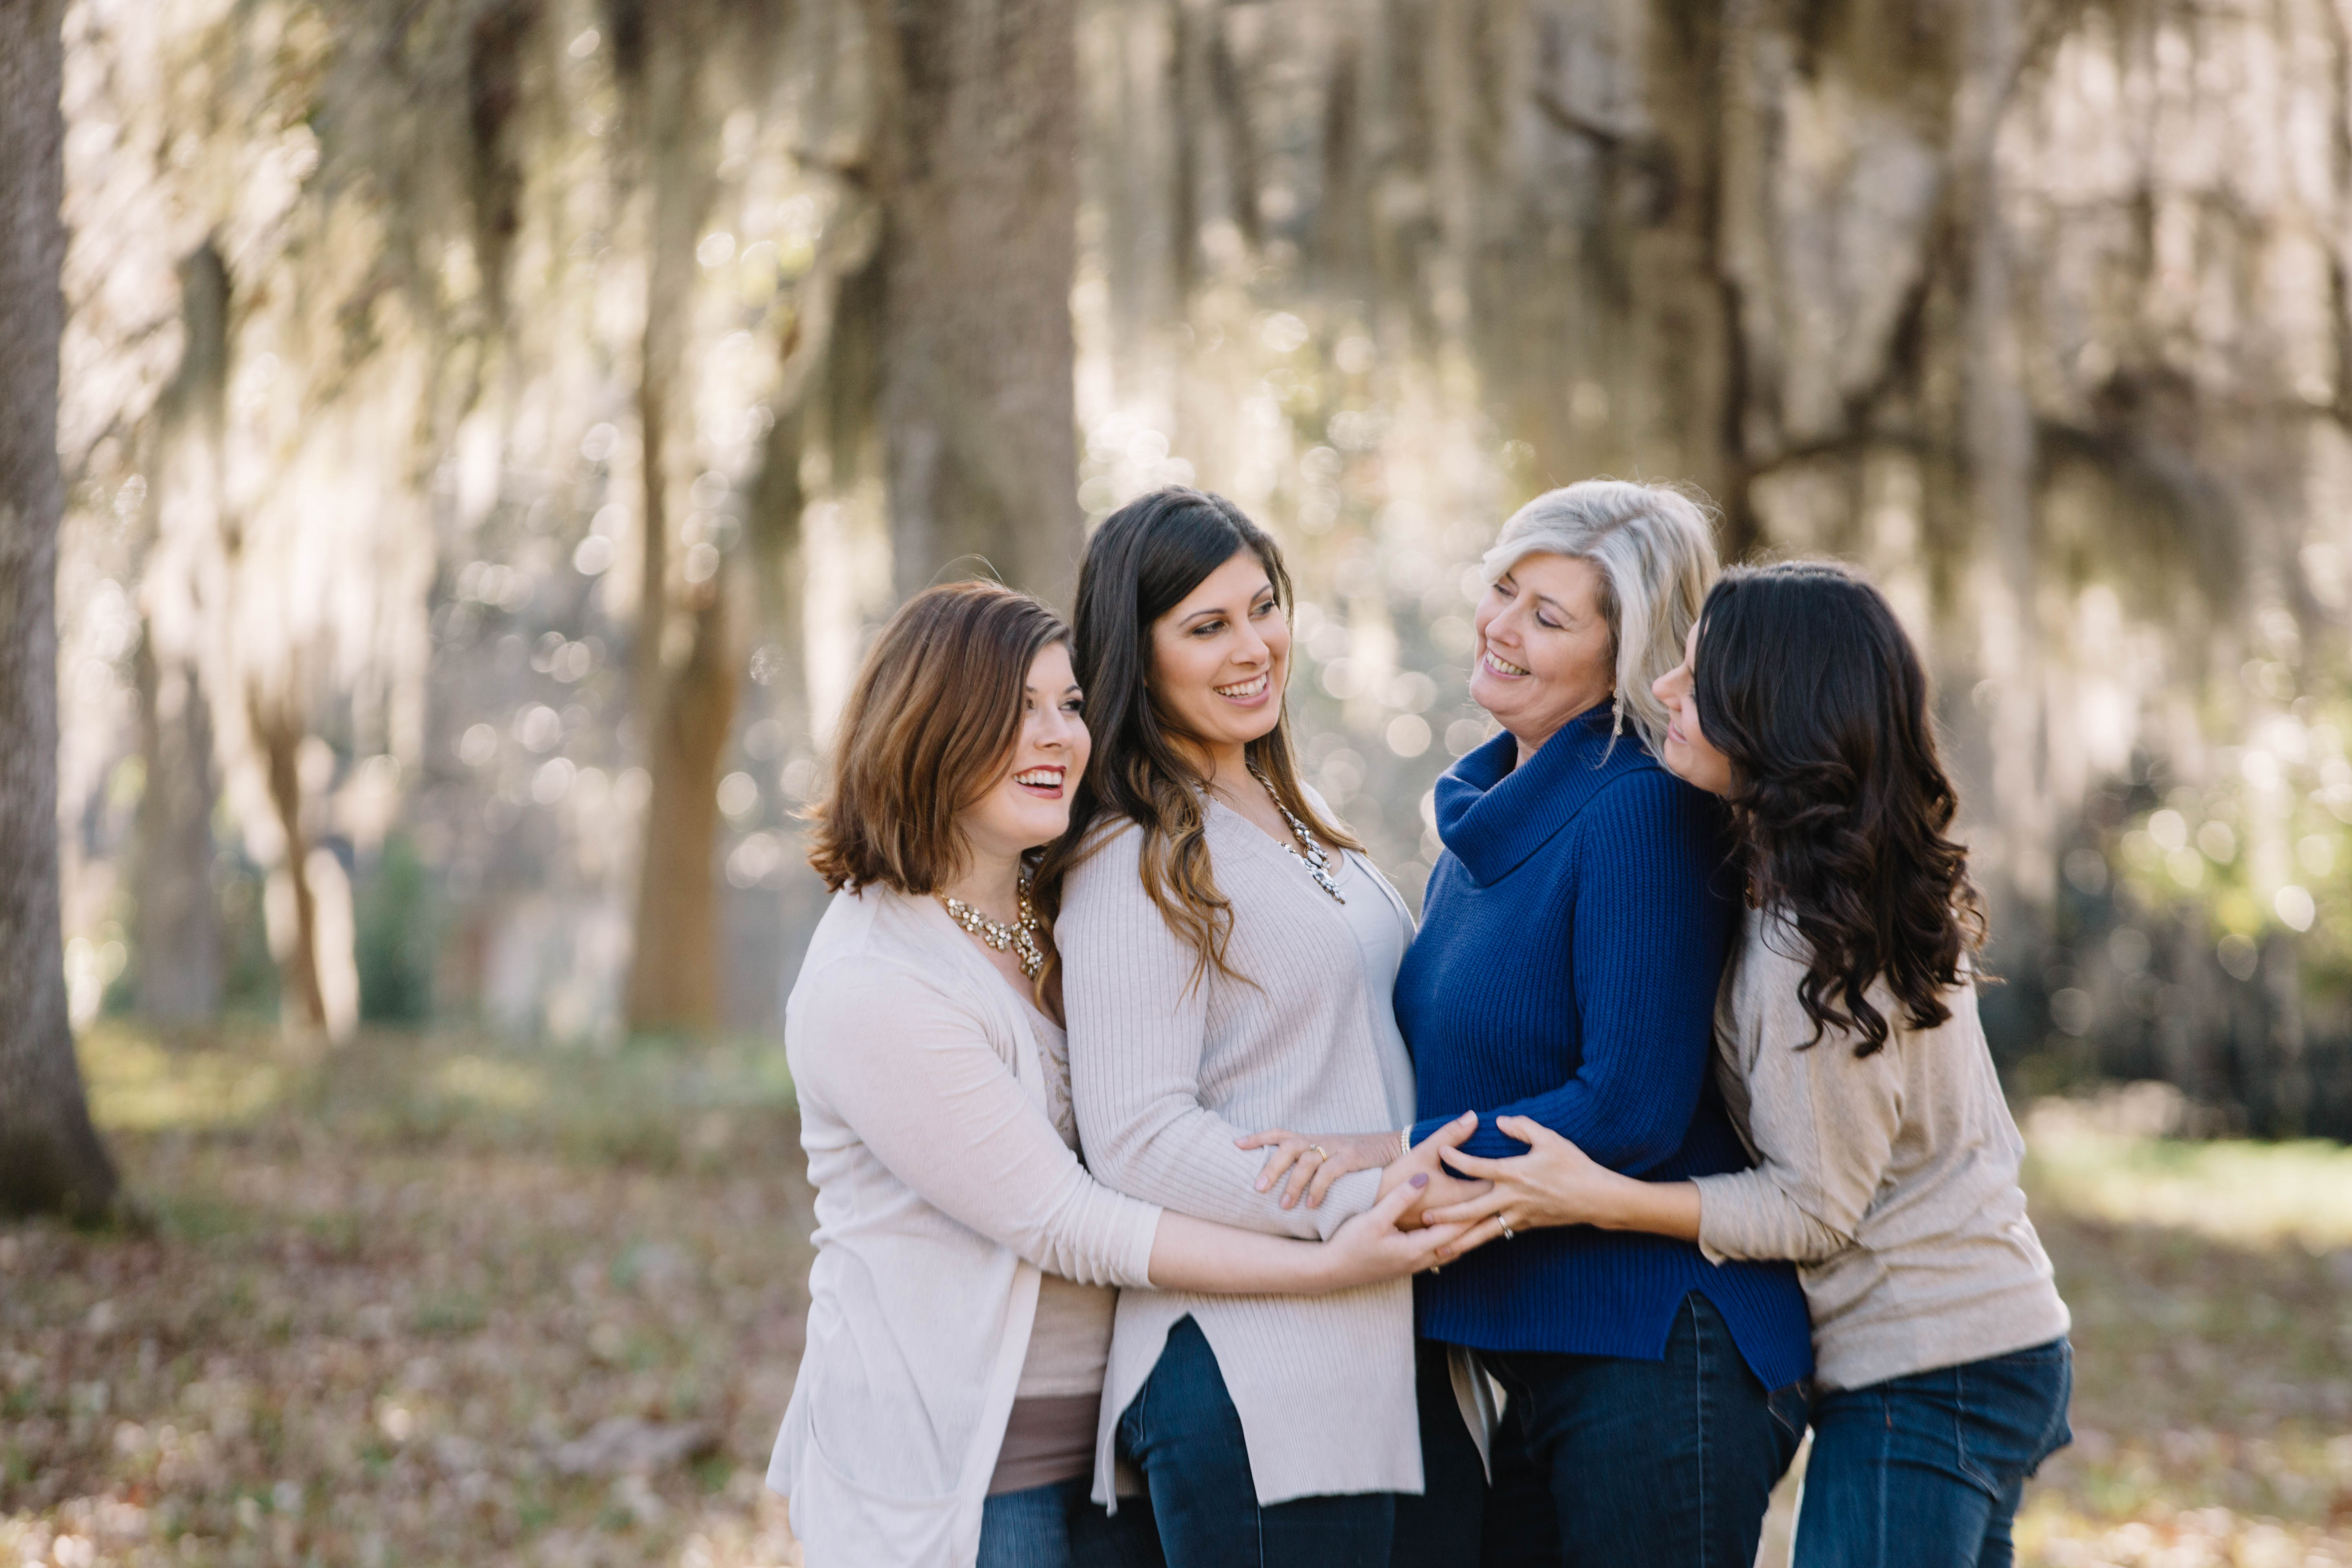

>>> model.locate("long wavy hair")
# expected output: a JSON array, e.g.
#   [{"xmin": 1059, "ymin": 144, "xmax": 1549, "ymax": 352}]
[
  {"xmin": 1693, "ymin": 562, "xmax": 1987, "ymax": 1056},
  {"xmin": 1034, "ymin": 488, "xmax": 1354, "ymax": 982}
]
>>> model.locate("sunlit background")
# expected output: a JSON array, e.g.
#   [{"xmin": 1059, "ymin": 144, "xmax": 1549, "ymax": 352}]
[{"xmin": 9, "ymin": 0, "xmax": 2352, "ymax": 1564}]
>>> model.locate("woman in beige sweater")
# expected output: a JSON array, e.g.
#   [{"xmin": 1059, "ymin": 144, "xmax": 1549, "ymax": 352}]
[
  {"xmin": 1041, "ymin": 490, "xmax": 1486, "ymax": 1567},
  {"xmin": 1425, "ymin": 563, "xmax": 2073, "ymax": 1568},
  {"xmin": 766, "ymin": 582, "xmax": 1473, "ymax": 1568}
]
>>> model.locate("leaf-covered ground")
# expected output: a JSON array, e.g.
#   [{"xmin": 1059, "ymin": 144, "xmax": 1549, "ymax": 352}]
[{"xmin": 3, "ymin": 1025, "xmax": 2349, "ymax": 1567}]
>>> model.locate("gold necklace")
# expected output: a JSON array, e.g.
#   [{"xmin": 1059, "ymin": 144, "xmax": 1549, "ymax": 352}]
[{"xmin": 940, "ymin": 872, "xmax": 1049, "ymax": 979}]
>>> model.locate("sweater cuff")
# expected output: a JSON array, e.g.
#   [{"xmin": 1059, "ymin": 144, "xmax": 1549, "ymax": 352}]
[
  {"xmin": 1118, "ymin": 1200, "xmax": 1166, "ymax": 1289},
  {"xmin": 1314, "ymin": 1166, "xmax": 1381, "ymax": 1239},
  {"xmin": 1691, "ymin": 1173, "xmax": 1760, "ymax": 1267}
]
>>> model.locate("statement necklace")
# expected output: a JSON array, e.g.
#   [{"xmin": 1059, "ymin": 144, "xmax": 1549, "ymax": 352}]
[
  {"xmin": 1247, "ymin": 763, "xmax": 1346, "ymax": 904},
  {"xmin": 940, "ymin": 872, "xmax": 1049, "ymax": 980}
]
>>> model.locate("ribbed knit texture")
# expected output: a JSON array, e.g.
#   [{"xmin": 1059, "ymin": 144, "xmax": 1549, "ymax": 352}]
[
  {"xmin": 1398, "ymin": 710, "xmax": 1815, "ymax": 1392},
  {"xmin": 1061, "ymin": 808, "xmax": 1422, "ymax": 1507}
]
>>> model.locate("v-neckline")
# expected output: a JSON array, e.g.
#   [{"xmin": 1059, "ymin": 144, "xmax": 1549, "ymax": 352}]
[
  {"xmin": 1203, "ymin": 793, "xmax": 1362, "ymax": 910},
  {"xmin": 1205, "ymin": 791, "xmax": 1314, "ymax": 863}
]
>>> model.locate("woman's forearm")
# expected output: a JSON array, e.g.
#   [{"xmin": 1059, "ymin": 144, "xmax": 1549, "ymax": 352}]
[
  {"xmin": 1144, "ymin": 1210, "xmax": 1339, "ymax": 1294},
  {"xmin": 1593, "ymin": 1176, "xmax": 1703, "ymax": 1242}
]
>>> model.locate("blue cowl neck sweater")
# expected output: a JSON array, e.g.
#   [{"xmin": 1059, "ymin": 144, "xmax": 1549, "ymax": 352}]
[{"xmin": 1400, "ymin": 705, "xmax": 1813, "ymax": 1390}]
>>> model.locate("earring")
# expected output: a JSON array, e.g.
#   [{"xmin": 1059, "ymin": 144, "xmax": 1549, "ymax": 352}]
[{"xmin": 1611, "ymin": 691, "xmax": 1625, "ymax": 736}]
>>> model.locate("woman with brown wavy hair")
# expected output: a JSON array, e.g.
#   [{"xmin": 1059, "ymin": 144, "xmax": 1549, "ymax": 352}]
[
  {"xmin": 1423, "ymin": 562, "xmax": 2074, "ymax": 1568},
  {"xmin": 1040, "ymin": 490, "xmax": 1482, "ymax": 1567},
  {"xmin": 765, "ymin": 580, "xmax": 1475, "ymax": 1568}
]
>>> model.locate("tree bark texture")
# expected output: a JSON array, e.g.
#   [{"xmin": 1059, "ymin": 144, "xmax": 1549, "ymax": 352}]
[
  {"xmin": 0, "ymin": 0, "xmax": 120, "ymax": 1220},
  {"xmin": 867, "ymin": 0, "xmax": 1085, "ymax": 602}
]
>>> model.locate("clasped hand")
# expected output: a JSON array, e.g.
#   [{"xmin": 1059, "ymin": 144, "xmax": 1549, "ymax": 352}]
[
  {"xmin": 1419, "ymin": 1113, "xmax": 1639, "ymax": 1259},
  {"xmin": 1236, "ymin": 1111, "xmax": 1491, "ymax": 1227}
]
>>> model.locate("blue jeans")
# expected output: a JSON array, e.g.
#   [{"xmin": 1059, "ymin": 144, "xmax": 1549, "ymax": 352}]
[
  {"xmin": 1390, "ymin": 1335, "xmax": 1488, "ymax": 1567},
  {"xmin": 1794, "ymin": 1338, "xmax": 2074, "ymax": 1568},
  {"xmin": 1476, "ymin": 1291, "xmax": 1809, "ymax": 1568},
  {"xmin": 1116, "ymin": 1315, "xmax": 1397, "ymax": 1567},
  {"xmin": 977, "ymin": 1475, "xmax": 1167, "ymax": 1568}
]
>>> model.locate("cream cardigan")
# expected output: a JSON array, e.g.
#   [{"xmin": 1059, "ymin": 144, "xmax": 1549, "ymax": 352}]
[{"xmin": 766, "ymin": 886, "xmax": 1163, "ymax": 1568}]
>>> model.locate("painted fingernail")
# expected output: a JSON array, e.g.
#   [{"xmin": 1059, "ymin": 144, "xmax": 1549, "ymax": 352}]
[{"xmin": 1410, "ymin": 1174, "xmax": 1430, "ymax": 1189}]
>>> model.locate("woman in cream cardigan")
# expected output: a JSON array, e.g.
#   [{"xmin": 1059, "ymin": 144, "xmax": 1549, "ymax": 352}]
[{"xmin": 766, "ymin": 581, "xmax": 1473, "ymax": 1568}]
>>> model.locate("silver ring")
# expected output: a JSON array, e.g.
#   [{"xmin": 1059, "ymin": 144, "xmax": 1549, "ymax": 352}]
[{"xmin": 1499, "ymin": 1220, "xmax": 1515, "ymax": 1240}]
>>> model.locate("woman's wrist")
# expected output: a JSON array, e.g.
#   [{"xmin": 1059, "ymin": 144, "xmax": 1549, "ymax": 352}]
[{"xmin": 1595, "ymin": 1176, "xmax": 1703, "ymax": 1241}]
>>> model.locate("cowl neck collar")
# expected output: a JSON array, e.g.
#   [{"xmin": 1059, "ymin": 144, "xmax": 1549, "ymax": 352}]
[{"xmin": 1434, "ymin": 702, "xmax": 1657, "ymax": 885}]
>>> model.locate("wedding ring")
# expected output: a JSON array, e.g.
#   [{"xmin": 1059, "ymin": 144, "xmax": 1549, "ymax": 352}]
[
  {"xmin": 1500, "ymin": 1220, "xmax": 1516, "ymax": 1240},
  {"xmin": 1307, "ymin": 1145, "xmax": 1327, "ymax": 1161}
]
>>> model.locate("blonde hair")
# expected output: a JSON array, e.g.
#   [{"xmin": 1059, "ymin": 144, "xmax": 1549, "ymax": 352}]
[{"xmin": 1481, "ymin": 479, "xmax": 1722, "ymax": 757}]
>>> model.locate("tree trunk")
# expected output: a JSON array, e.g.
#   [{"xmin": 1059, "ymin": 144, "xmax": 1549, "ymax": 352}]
[
  {"xmin": 133, "ymin": 637, "xmax": 222, "ymax": 1025},
  {"xmin": 866, "ymin": 0, "xmax": 1084, "ymax": 602},
  {"xmin": 613, "ymin": 0, "xmax": 734, "ymax": 1036},
  {"xmin": 131, "ymin": 242, "xmax": 234, "ymax": 1029},
  {"xmin": 0, "ymin": 0, "xmax": 120, "ymax": 1221},
  {"xmin": 624, "ymin": 575, "xmax": 738, "ymax": 1033},
  {"xmin": 252, "ymin": 696, "xmax": 330, "ymax": 1040}
]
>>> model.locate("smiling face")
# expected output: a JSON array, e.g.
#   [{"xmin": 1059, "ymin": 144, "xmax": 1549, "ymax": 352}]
[
  {"xmin": 1146, "ymin": 547, "xmax": 1290, "ymax": 764},
  {"xmin": 959, "ymin": 641, "xmax": 1092, "ymax": 862},
  {"xmin": 1651, "ymin": 618, "xmax": 1735, "ymax": 797},
  {"xmin": 1470, "ymin": 550, "xmax": 1618, "ymax": 756}
]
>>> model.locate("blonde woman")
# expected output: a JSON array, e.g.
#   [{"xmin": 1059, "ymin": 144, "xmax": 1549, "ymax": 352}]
[
  {"xmin": 1428, "ymin": 563, "xmax": 2072, "ymax": 1568},
  {"xmin": 766, "ymin": 581, "xmax": 1474, "ymax": 1568},
  {"xmin": 1389, "ymin": 482, "xmax": 1813, "ymax": 1566}
]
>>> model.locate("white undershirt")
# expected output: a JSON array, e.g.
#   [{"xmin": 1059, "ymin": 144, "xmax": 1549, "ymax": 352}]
[{"xmin": 1324, "ymin": 847, "xmax": 1419, "ymax": 1131}]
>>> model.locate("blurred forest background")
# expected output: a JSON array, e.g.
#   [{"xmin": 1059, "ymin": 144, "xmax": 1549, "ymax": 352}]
[
  {"xmin": 28, "ymin": 0, "xmax": 2352, "ymax": 1128},
  {"xmin": 5, "ymin": 0, "xmax": 2352, "ymax": 1564}
]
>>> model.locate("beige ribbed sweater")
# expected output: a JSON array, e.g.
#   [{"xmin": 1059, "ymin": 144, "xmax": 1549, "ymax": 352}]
[
  {"xmin": 1694, "ymin": 908, "xmax": 2071, "ymax": 1392},
  {"xmin": 1060, "ymin": 803, "xmax": 1422, "ymax": 1507}
]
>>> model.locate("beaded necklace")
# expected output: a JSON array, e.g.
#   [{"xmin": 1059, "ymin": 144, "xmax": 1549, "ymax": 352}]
[
  {"xmin": 939, "ymin": 870, "xmax": 1048, "ymax": 980},
  {"xmin": 1245, "ymin": 762, "xmax": 1346, "ymax": 904}
]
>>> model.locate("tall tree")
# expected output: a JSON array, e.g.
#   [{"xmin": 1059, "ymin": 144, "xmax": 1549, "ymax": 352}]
[
  {"xmin": 614, "ymin": 0, "xmax": 739, "ymax": 1035},
  {"xmin": 866, "ymin": 0, "xmax": 1085, "ymax": 601},
  {"xmin": 0, "ymin": 0, "xmax": 120, "ymax": 1219}
]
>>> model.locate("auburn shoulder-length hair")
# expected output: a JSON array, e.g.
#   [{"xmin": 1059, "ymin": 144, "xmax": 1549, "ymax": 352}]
[
  {"xmin": 1692, "ymin": 561, "xmax": 1988, "ymax": 1056},
  {"xmin": 807, "ymin": 580, "xmax": 1069, "ymax": 895},
  {"xmin": 1034, "ymin": 487, "xmax": 1354, "ymax": 981}
]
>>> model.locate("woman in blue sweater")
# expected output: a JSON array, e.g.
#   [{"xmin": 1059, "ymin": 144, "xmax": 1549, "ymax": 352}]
[{"xmin": 1394, "ymin": 481, "xmax": 1813, "ymax": 1566}]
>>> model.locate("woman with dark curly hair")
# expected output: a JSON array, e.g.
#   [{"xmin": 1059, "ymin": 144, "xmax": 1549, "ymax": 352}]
[{"xmin": 1426, "ymin": 561, "xmax": 2074, "ymax": 1568}]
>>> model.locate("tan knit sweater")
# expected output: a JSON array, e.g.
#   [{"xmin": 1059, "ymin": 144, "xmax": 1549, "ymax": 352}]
[
  {"xmin": 1059, "ymin": 802, "xmax": 1422, "ymax": 1507},
  {"xmin": 1694, "ymin": 908, "xmax": 2071, "ymax": 1392}
]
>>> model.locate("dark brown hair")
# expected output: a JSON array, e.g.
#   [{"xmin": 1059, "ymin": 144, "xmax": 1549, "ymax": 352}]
[
  {"xmin": 807, "ymin": 581, "xmax": 1069, "ymax": 895},
  {"xmin": 1034, "ymin": 487, "xmax": 1354, "ymax": 982},
  {"xmin": 1693, "ymin": 561, "xmax": 1987, "ymax": 1056}
]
